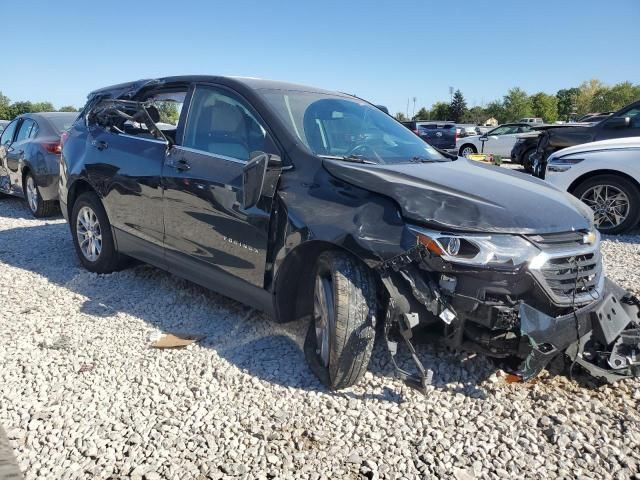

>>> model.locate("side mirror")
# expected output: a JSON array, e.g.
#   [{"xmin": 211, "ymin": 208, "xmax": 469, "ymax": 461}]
[
  {"xmin": 242, "ymin": 153, "xmax": 282, "ymax": 209},
  {"xmin": 605, "ymin": 116, "xmax": 631, "ymax": 129},
  {"xmin": 479, "ymin": 135, "xmax": 488, "ymax": 141}
]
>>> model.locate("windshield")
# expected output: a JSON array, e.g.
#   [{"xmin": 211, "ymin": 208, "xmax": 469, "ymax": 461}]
[{"xmin": 259, "ymin": 89, "xmax": 448, "ymax": 164}]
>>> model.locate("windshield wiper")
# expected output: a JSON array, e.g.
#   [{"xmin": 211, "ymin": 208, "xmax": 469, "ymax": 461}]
[
  {"xmin": 410, "ymin": 156, "xmax": 448, "ymax": 163},
  {"xmin": 318, "ymin": 154, "xmax": 377, "ymax": 164}
]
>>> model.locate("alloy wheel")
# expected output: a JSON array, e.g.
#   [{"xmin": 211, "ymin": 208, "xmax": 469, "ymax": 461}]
[
  {"xmin": 76, "ymin": 206, "xmax": 103, "ymax": 262},
  {"xmin": 580, "ymin": 184, "xmax": 630, "ymax": 231},
  {"xmin": 314, "ymin": 274, "xmax": 335, "ymax": 368},
  {"xmin": 26, "ymin": 176, "xmax": 38, "ymax": 213},
  {"xmin": 461, "ymin": 147, "xmax": 474, "ymax": 158}
]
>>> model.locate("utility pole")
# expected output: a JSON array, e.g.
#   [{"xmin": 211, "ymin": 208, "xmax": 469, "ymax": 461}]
[
  {"xmin": 412, "ymin": 97, "xmax": 417, "ymax": 118},
  {"xmin": 449, "ymin": 86, "xmax": 454, "ymax": 104},
  {"xmin": 406, "ymin": 98, "xmax": 410, "ymax": 119}
]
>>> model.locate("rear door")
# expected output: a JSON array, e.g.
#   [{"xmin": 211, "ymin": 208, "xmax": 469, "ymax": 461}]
[
  {"xmin": 6, "ymin": 118, "xmax": 37, "ymax": 189},
  {"xmin": 162, "ymin": 84, "xmax": 281, "ymax": 288}
]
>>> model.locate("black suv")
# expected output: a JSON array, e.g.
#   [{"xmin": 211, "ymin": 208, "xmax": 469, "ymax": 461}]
[
  {"xmin": 59, "ymin": 76, "xmax": 640, "ymax": 390},
  {"xmin": 533, "ymin": 101, "xmax": 640, "ymax": 177}
]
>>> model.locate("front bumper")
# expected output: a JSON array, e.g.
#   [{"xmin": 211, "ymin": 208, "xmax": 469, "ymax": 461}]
[{"xmin": 518, "ymin": 278, "xmax": 640, "ymax": 382}]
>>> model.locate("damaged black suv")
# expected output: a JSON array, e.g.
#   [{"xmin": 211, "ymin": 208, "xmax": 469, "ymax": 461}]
[{"xmin": 59, "ymin": 76, "xmax": 640, "ymax": 390}]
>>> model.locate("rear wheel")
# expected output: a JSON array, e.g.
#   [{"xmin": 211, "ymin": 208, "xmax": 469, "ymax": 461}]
[
  {"xmin": 24, "ymin": 172, "xmax": 57, "ymax": 217},
  {"xmin": 573, "ymin": 174, "xmax": 640, "ymax": 234},
  {"xmin": 71, "ymin": 192, "xmax": 125, "ymax": 272},
  {"xmin": 459, "ymin": 144, "xmax": 477, "ymax": 157},
  {"xmin": 304, "ymin": 251, "xmax": 377, "ymax": 390}
]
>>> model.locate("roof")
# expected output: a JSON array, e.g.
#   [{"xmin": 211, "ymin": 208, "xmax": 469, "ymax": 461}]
[{"xmin": 88, "ymin": 75, "xmax": 345, "ymax": 99}]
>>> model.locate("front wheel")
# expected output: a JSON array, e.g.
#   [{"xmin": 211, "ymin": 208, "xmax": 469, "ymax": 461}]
[
  {"xmin": 71, "ymin": 192, "xmax": 125, "ymax": 273},
  {"xmin": 304, "ymin": 251, "xmax": 377, "ymax": 390},
  {"xmin": 573, "ymin": 174, "xmax": 640, "ymax": 234}
]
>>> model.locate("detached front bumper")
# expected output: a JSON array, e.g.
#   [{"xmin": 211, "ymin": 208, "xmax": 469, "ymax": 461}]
[{"xmin": 519, "ymin": 278, "xmax": 640, "ymax": 382}]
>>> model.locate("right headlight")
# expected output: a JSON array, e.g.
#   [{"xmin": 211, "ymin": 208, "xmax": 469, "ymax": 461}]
[
  {"xmin": 547, "ymin": 156, "xmax": 584, "ymax": 173},
  {"xmin": 408, "ymin": 226, "xmax": 540, "ymax": 268}
]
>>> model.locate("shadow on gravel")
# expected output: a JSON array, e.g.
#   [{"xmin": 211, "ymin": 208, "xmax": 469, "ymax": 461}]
[{"xmin": 0, "ymin": 198, "xmax": 496, "ymax": 399}]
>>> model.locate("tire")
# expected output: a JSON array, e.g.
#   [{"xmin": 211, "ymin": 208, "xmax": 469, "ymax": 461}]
[
  {"xmin": 24, "ymin": 171, "xmax": 58, "ymax": 218},
  {"xmin": 522, "ymin": 148, "xmax": 536, "ymax": 173},
  {"xmin": 70, "ymin": 191, "xmax": 124, "ymax": 273},
  {"xmin": 303, "ymin": 250, "xmax": 377, "ymax": 390},
  {"xmin": 572, "ymin": 174, "xmax": 640, "ymax": 234},
  {"xmin": 459, "ymin": 144, "xmax": 477, "ymax": 157}
]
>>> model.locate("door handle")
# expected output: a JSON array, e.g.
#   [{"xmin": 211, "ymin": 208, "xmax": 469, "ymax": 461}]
[
  {"xmin": 91, "ymin": 140, "xmax": 108, "ymax": 151},
  {"xmin": 174, "ymin": 159, "xmax": 191, "ymax": 172}
]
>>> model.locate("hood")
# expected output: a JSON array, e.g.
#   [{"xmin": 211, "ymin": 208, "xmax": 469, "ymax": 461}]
[
  {"xmin": 551, "ymin": 137, "xmax": 640, "ymax": 158},
  {"xmin": 323, "ymin": 158, "xmax": 593, "ymax": 234}
]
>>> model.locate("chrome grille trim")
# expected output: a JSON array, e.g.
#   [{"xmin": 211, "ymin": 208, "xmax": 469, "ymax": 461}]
[{"xmin": 528, "ymin": 232, "xmax": 604, "ymax": 306}]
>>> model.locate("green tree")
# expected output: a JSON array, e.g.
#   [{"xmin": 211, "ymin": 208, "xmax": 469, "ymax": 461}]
[
  {"xmin": 591, "ymin": 81, "xmax": 640, "ymax": 112},
  {"xmin": 530, "ymin": 92, "xmax": 558, "ymax": 123},
  {"xmin": 503, "ymin": 87, "xmax": 532, "ymax": 121},
  {"xmin": 413, "ymin": 107, "xmax": 429, "ymax": 120},
  {"xmin": 575, "ymin": 79, "xmax": 606, "ymax": 115},
  {"xmin": 58, "ymin": 105, "xmax": 78, "ymax": 112},
  {"xmin": 156, "ymin": 102, "xmax": 180, "ymax": 125},
  {"xmin": 483, "ymin": 100, "xmax": 506, "ymax": 124},
  {"xmin": 395, "ymin": 112, "xmax": 408, "ymax": 121},
  {"xmin": 430, "ymin": 102, "xmax": 450, "ymax": 121},
  {"xmin": 10, "ymin": 101, "xmax": 33, "ymax": 118},
  {"xmin": 31, "ymin": 101, "xmax": 55, "ymax": 113},
  {"xmin": 449, "ymin": 89, "xmax": 467, "ymax": 123},
  {"xmin": 556, "ymin": 88, "xmax": 579, "ymax": 120},
  {"xmin": 0, "ymin": 91, "xmax": 11, "ymax": 120},
  {"xmin": 462, "ymin": 106, "xmax": 485, "ymax": 124}
]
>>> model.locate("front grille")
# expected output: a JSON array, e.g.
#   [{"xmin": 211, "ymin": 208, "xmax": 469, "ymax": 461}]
[{"xmin": 527, "ymin": 232, "xmax": 604, "ymax": 306}]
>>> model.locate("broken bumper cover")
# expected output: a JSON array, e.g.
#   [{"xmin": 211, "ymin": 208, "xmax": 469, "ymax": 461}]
[{"xmin": 519, "ymin": 278, "xmax": 640, "ymax": 382}]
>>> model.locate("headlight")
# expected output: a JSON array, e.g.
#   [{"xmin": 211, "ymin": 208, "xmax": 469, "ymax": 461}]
[
  {"xmin": 409, "ymin": 226, "xmax": 539, "ymax": 267},
  {"xmin": 547, "ymin": 157, "xmax": 584, "ymax": 173}
]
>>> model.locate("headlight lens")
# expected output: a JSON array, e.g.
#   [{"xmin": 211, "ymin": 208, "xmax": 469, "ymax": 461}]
[
  {"xmin": 547, "ymin": 157, "xmax": 584, "ymax": 173},
  {"xmin": 409, "ymin": 226, "xmax": 540, "ymax": 267}
]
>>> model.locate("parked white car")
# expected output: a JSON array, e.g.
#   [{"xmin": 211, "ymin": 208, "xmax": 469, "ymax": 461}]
[
  {"xmin": 456, "ymin": 123, "xmax": 534, "ymax": 158},
  {"xmin": 545, "ymin": 137, "xmax": 640, "ymax": 234}
]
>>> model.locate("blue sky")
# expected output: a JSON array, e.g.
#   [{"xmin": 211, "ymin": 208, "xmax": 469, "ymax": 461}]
[{"xmin": 2, "ymin": 0, "xmax": 638, "ymax": 114}]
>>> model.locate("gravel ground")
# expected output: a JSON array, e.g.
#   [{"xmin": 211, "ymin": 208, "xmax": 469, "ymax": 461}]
[{"xmin": 1, "ymin": 195, "xmax": 640, "ymax": 480}]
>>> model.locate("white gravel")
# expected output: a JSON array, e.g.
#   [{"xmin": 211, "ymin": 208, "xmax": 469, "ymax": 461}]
[{"xmin": 1, "ymin": 196, "xmax": 640, "ymax": 480}]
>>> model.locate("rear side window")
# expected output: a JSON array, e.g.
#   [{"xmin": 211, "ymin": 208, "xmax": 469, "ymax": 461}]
[
  {"xmin": 0, "ymin": 120, "xmax": 18, "ymax": 145},
  {"xmin": 182, "ymin": 86, "xmax": 276, "ymax": 161},
  {"xmin": 15, "ymin": 119, "xmax": 37, "ymax": 142}
]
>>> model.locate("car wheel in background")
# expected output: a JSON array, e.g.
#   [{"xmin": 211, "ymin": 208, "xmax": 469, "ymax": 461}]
[
  {"xmin": 24, "ymin": 172, "xmax": 57, "ymax": 218},
  {"xmin": 71, "ymin": 192, "xmax": 125, "ymax": 273},
  {"xmin": 573, "ymin": 174, "xmax": 640, "ymax": 234},
  {"xmin": 304, "ymin": 250, "xmax": 377, "ymax": 390},
  {"xmin": 459, "ymin": 144, "xmax": 477, "ymax": 157}
]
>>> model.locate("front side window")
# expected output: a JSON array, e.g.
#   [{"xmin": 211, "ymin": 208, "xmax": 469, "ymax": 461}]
[
  {"xmin": 260, "ymin": 89, "xmax": 446, "ymax": 164},
  {"xmin": 0, "ymin": 120, "xmax": 18, "ymax": 145},
  {"xmin": 489, "ymin": 125, "xmax": 518, "ymax": 136},
  {"xmin": 15, "ymin": 119, "xmax": 36, "ymax": 142},
  {"xmin": 183, "ymin": 86, "xmax": 275, "ymax": 161}
]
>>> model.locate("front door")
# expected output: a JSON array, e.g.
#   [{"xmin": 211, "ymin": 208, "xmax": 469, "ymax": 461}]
[
  {"xmin": 162, "ymin": 84, "xmax": 281, "ymax": 288},
  {"xmin": 5, "ymin": 118, "xmax": 37, "ymax": 192},
  {"xmin": 595, "ymin": 105, "xmax": 640, "ymax": 141}
]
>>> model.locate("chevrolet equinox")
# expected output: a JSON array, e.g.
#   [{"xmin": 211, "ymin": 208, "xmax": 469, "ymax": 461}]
[{"xmin": 59, "ymin": 76, "xmax": 640, "ymax": 390}]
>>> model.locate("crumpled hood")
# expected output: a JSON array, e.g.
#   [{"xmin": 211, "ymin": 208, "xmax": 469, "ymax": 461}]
[{"xmin": 323, "ymin": 158, "xmax": 593, "ymax": 234}]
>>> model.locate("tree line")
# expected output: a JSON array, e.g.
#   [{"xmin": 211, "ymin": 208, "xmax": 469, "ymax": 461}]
[
  {"xmin": 0, "ymin": 91, "xmax": 78, "ymax": 120},
  {"xmin": 397, "ymin": 79, "xmax": 640, "ymax": 124}
]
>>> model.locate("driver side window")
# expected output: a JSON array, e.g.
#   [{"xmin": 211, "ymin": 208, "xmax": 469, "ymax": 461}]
[{"xmin": 183, "ymin": 86, "xmax": 276, "ymax": 162}]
